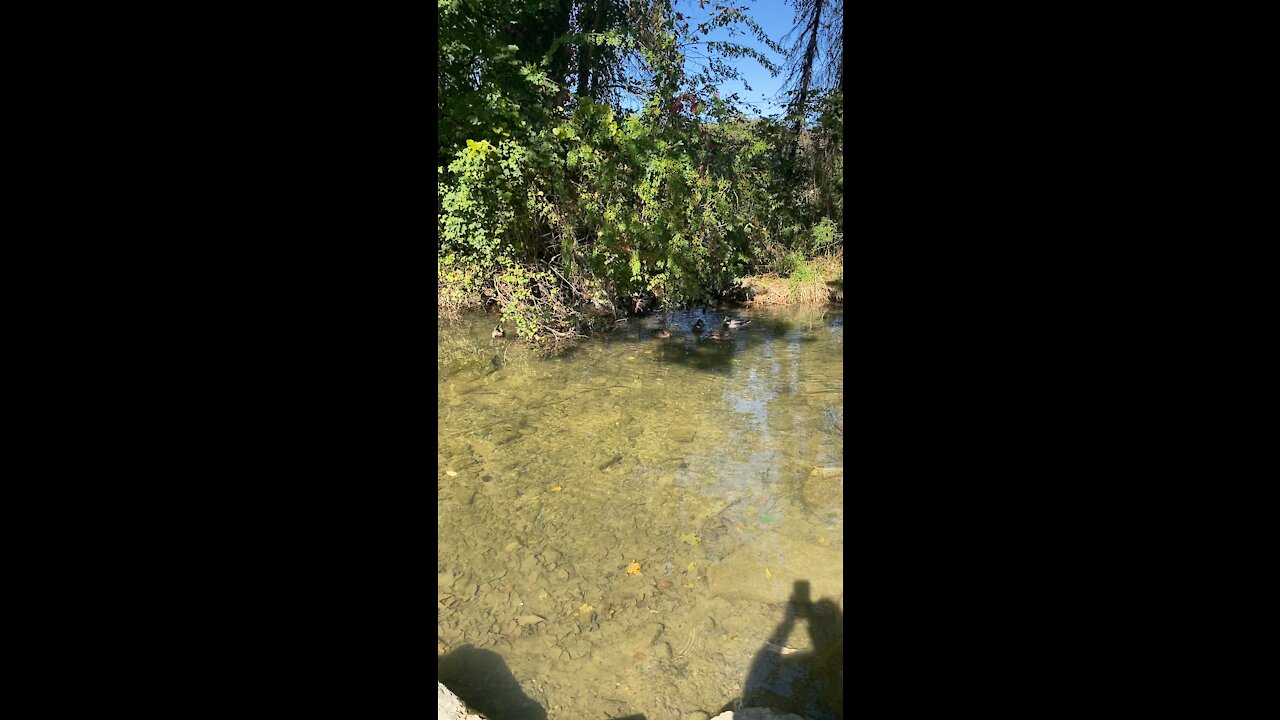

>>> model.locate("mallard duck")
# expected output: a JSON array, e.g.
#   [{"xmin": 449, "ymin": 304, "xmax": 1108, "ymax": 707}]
[
  {"xmin": 651, "ymin": 328, "xmax": 672, "ymax": 338},
  {"xmin": 706, "ymin": 329, "xmax": 730, "ymax": 341},
  {"xmin": 692, "ymin": 318, "xmax": 706, "ymax": 333},
  {"xmin": 492, "ymin": 325, "xmax": 505, "ymax": 338},
  {"xmin": 722, "ymin": 318, "xmax": 751, "ymax": 329}
]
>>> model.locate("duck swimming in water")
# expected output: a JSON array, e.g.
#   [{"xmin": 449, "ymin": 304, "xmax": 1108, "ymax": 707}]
[
  {"xmin": 692, "ymin": 318, "xmax": 706, "ymax": 333},
  {"xmin": 722, "ymin": 318, "xmax": 751, "ymax": 329}
]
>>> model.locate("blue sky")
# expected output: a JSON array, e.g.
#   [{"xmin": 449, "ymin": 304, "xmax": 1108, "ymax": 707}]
[
  {"xmin": 681, "ymin": 0, "xmax": 798, "ymax": 117},
  {"xmin": 615, "ymin": 0, "xmax": 800, "ymax": 118}
]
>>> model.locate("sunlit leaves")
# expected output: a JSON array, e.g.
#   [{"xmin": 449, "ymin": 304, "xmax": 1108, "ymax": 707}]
[{"xmin": 438, "ymin": 1, "xmax": 843, "ymax": 340}]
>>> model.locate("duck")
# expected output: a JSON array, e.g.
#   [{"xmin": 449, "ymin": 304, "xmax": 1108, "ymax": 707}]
[
  {"xmin": 492, "ymin": 325, "xmax": 505, "ymax": 338},
  {"xmin": 722, "ymin": 317, "xmax": 751, "ymax": 329},
  {"xmin": 692, "ymin": 318, "xmax": 706, "ymax": 333},
  {"xmin": 651, "ymin": 328, "xmax": 672, "ymax": 338},
  {"xmin": 706, "ymin": 329, "xmax": 730, "ymax": 341}
]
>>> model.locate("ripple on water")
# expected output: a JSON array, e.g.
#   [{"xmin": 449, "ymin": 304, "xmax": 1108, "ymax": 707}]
[{"xmin": 439, "ymin": 305, "xmax": 843, "ymax": 720}]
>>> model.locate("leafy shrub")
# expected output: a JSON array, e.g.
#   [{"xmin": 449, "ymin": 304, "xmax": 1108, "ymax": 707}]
[
  {"xmin": 811, "ymin": 217, "xmax": 840, "ymax": 256},
  {"xmin": 436, "ymin": 0, "xmax": 843, "ymax": 342}
]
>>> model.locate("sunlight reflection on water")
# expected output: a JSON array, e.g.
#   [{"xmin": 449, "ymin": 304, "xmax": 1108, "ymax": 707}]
[{"xmin": 438, "ymin": 304, "xmax": 843, "ymax": 720}]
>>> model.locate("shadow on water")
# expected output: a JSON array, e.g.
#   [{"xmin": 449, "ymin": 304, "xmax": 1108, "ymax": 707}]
[
  {"xmin": 719, "ymin": 580, "xmax": 845, "ymax": 720},
  {"xmin": 438, "ymin": 644, "xmax": 547, "ymax": 720},
  {"xmin": 651, "ymin": 310, "xmax": 835, "ymax": 375},
  {"xmin": 439, "ymin": 305, "xmax": 842, "ymax": 718},
  {"xmin": 470, "ymin": 305, "xmax": 840, "ymax": 377}
]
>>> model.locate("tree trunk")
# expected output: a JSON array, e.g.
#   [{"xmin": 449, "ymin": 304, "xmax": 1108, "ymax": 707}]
[{"xmin": 787, "ymin": 0, "xmax": 826, "ymax": 163}]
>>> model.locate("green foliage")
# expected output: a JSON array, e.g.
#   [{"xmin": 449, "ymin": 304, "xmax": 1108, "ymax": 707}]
[
  {"xmin": 811, "ymin": 217, "xmax": 839, "ymax": 255},
  {"xmin": 780, "ymin": 251, "xmax": 816, "ymax": 282},
  {"xmin": 438, "ymin": 0, "xmax": 844, "ymax": 342},
  {"xmin": 494, "ymin": 260, "xmax": 557, "ymax": 340},
  {"xmin": 440, "ymin": 138, "xmax": 519, "ymax": 268}
]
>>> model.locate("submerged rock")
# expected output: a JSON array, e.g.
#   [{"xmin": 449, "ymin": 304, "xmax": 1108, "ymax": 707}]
[
  {"xmin": 440, "ymin": 354, "xmax": 499, "ymax": 382},
  {"xmin": 801, "ymin": 467, "xmax": 843, "ymax": 525}
]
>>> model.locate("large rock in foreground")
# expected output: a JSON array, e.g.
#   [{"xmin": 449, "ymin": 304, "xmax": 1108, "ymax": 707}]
[
  {"xmin": 437, "ymin": 681, "xmax": 483, "ymax": 720},
  {"xmin": 711, "ymin": 709, "xmax": 807, "ymax": 720}
]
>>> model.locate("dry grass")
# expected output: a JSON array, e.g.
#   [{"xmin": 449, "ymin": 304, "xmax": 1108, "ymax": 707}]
[{"xmin": 744, "ymin": 252, "xmax": 843, "ymax": 307}]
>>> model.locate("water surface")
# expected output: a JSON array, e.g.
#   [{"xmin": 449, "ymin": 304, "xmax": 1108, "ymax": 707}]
[{"xmin": 438, "ymin": 305, "xmax": 844, "ymax": 720}]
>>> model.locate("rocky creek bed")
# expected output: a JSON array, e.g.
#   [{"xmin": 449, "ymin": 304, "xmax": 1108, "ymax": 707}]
[{"xmin": 438, "ymin": 307, "xmax": 843, "ymax": 719}]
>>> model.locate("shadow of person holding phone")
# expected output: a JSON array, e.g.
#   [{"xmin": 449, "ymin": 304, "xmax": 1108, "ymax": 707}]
[
  {"xmin": 437, "ymin": 644, "xmax": 547, "ymax": 720},
  {"xmin": 720, "ymin": 580, "xmax": 843, "ymax": 720}
]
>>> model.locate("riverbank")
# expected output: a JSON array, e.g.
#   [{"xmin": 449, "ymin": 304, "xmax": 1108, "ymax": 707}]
[
  {"xmin": 738, "ymin": 252, "xmax": 843, "ymax": 307},
  {"xmin": 438, "ymin": 250, "xmax": 842, "ymax": 345}
]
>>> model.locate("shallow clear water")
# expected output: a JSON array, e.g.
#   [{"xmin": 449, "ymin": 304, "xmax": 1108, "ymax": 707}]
[{"xmin": 438, "ymin": 305, "xmax": 844, "ymax": 720}]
